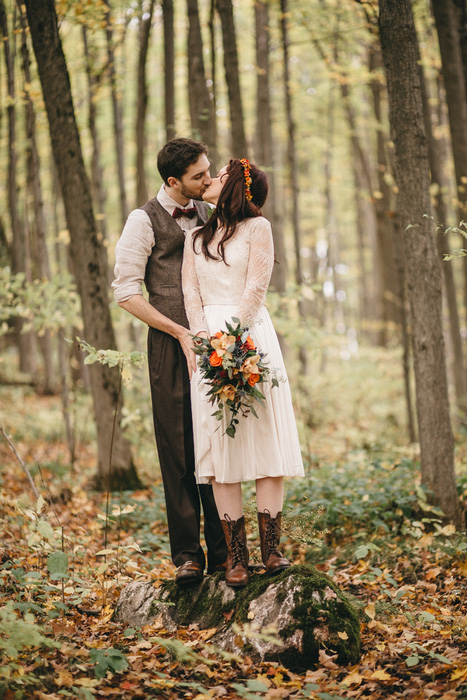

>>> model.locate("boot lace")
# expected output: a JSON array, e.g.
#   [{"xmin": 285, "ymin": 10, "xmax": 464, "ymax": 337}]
[
  {"xmin": 225, "ymin": 516, "xmax": 247, "ymax": 567},
  {"xmin": 264, "ymin": 511, "xmax": 282, "ymax": 558}
]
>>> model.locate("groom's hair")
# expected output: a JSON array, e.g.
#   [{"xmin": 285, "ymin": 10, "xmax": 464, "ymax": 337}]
[{"xmin": 157, "ymin": 138, "xmax": 208, "ymax": 184}]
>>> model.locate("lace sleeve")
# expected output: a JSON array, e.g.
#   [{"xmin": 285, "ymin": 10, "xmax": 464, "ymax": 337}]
[
  {"xmin": 182, "ymin": 231, "xmax": 208, "ymax": 335},
  {"xmin": 238, "ymin": 218, "xmax": 275, "ymax": 326}
]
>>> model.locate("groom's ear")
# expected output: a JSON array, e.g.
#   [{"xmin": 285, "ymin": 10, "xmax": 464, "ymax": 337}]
[{"xmin": 167, "ymin": 176, "xmax": 180, "ymax": 189}]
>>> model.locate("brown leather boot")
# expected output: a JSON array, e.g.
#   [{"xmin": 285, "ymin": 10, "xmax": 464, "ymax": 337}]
[
  {"xmin": 220, "ymin": 515, "xmax": 249, "ymax": 588},
  {"xmin": 258, "ymin": 510, "xmax": 290, "ymax": 575}
]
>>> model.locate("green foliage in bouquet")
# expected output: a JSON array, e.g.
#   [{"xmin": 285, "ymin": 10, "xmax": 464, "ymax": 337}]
[{"xmin": 192, "ymin": 318, "xmax": 278, "ymax": 438}]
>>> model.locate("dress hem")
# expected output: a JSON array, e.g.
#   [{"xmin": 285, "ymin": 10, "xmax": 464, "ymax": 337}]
[{"xmin": 196, "ymin": 464, "xmax": 305, "ymax": 485}]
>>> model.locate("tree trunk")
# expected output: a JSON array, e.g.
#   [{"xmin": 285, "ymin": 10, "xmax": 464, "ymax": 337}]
[
  {"xmin": 104, "ymin": 0, "xmax": 128, "ymax": 227},
  {"xmin": 0, "ymin": 0, "xmax": 35, "ymax": 375},
  {"xmin": 186, "ymin": 0, "xmax": 217, "ymax": 170},
  {"xmin": 393, "ymin": 213, "xmax": 417, "ymax": 443},
  {"xmin": 135, "ymin": 0, "xmax": 155, "ymax": 208},
  {"xmin": 279, "ymin": 0, "xmax": 301, "ymax": 289},
  {"xmin": 368, "ymin": 43, "xmax": 400, "ymax": 345},
  {"xmin": 215, "ymin": 0, "xmax": 248, "ymax": 157},
  {"xmin": 19, "ymin": 2, "xmax": 55, "ymax": 392},
  {"xmin": 82, "ymin": 26, "xmax": 109, "ymax": 255},
  {"xmin": 162, "ymin": 0, "xmax": 175, "ymax": 142},
  {"xmin": 255, "ymin": 0, "xmax": 286, "ymax": 292},
  {"xmin": 379, "ymin": 0, "xmax": 463, "ymax": 527},
  {"xmin": 24, "ymin": 0, "xmax": 141, "ymax": 491},
  {"xmin": 280, "ymin": 0, "xmax": 306, "ymax": 371},
  {"xmin": 419, "ymin": 59, "xmax": 467, "ymax": 417},
  {"xmin": 432, "ymin": 0, "xmax": 467, "ymax": 324},
  {"xmin": 351, "ymin": 143, "xmax": 373, "ymax": 332},
  {"xmin": 453, "ymin": 0, "xmax": 467, "ymax": 96}
]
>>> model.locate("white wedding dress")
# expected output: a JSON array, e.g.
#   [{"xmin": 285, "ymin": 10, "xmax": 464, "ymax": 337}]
[{"xmin": 182, "ymin": 216, "xmax": 304, "ymax": 484}]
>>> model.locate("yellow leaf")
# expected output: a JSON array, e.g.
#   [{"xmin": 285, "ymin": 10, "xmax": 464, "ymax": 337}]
[
  {"xmin": 365, "ymin": 602, "xmax": 376, "ymax": 620},
  {"xmin": 121, "ymin": 366, "xmax": 132, "ymax": 385},
  {"xmin": 199, "ymin": 627, "xmax": 217, "ymax": 641},
  {"xmin": 440, "ymin": 524, "xmax": 456, "ymax": 536},
  {"xmin": 342, "ymin": 671, "xmax": 363, "ymax": 686},
  {"xmin": 55, "ymin": 670, "xmax": 74, "ymax": 687},
  {"xmin": 74, "ymin": 677, "xmax": 100, "ymax": 687},
  {"xmin": 255, "ymin": 673, "xmax": 271, "ymax": 688},
  {"xmin": 451, "ymin": 667, "xmax": 467, "ymax": 681},
  {"xmin": 457, "ymin": 561, "xmax": 467, "ymax": 577},
  {"xmin": 273, "ymin": 672, "xmax": 284, "ymax": 687},
  {"xmin": 337, "ymin": 631, "xmax": 348, "ymax": 640},
  {"xmin": 370, "ymin": 669, "xmax": 393, "ymax": 681}
]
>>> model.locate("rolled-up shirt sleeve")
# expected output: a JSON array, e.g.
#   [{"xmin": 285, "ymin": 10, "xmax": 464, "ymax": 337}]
[{"xmin": 111, "ymin": 209, "xmax": 155, "ymax": 302}]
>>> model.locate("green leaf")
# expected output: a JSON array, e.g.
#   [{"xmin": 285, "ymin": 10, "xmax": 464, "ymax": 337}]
[
  {"xmin": 37, "ymin": 520, "xmax": 54, "ymax": 541},
  {"xmin": 418, "ymin": 611, "xmax": 435, "ymax": 623},
  {"xmin": 226, "ymin": 426, "xmax": 236, "ymax": 438},
  {"xmin": 47, "ymin": 551, "xmax": 68, "ymax": 576},
  {"xmin": 230, "ymin": 684, "xmax": 259, "ymax": 699},
  {"xmin": 246, "ymin": 679, "xmax": 269, "ymax": 692},
  {"xmin": 383, "ymin": 572, "xmax": 398, "ymax": 587},
  {"xmin": 406, "ymin": 655, "xmax": 419, "ymax": 667},
  {"xmin": 354, "ymin": 545, "xmax": 369, "ymax": 560},
  {"xmin": 433, "ymin": 653, "xmax": 452, "ymax": 665},
  {"xmin": 36, "ymin": 494, "xmax": 46, "ymax": 514},
  {"xmin": 89, "ymin": 648, "xmax": 128, "ymax": 679}
]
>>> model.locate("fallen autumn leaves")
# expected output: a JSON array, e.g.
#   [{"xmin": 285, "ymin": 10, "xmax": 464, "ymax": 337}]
[{"xmin": 1, "ymin": 429, "xmax": 467, "ymax": 699}]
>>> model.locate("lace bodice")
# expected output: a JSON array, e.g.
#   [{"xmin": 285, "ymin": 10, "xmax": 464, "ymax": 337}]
[{"xmin": 182, "ymin": 216, "xmax": 275, "ymax": 334}]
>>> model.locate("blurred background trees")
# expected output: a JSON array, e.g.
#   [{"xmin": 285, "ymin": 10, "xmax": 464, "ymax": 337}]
[{"xmin": 0, "ymin": 0, "xmax": 466, "ymax": 521}]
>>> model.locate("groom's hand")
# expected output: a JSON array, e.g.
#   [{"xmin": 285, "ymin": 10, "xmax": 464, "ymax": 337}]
[{"xmin": 178, "ymin": 329, "xmax": 198, "ymax": 378}]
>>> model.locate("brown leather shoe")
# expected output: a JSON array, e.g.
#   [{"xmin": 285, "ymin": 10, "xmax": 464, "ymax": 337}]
[
  {"xmin": 220, "ymin": 515, "xmax": 249, "ymax": 588},
  {"xmin": 175, "ymin": 560, "xmax": 203, "ymax": 585},
  {"xmin": 258, "ymin": 510, "xmax": 290, "ymax": 575}
]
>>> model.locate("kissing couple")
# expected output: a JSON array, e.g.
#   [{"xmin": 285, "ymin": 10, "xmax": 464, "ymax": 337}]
[{"xmin": 112, "ymin": 138, "xmax": 303, "ymax": 588}]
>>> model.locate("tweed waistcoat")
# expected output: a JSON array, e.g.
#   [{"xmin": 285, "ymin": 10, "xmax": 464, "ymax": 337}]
[{"xmin": 141, "ymin": 197, "xmax": 209, "ymax": 327}]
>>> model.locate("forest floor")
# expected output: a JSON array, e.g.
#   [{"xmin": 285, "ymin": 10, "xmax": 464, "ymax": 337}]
[{"xmin": 1, "ymin": 343, "xmax": 467, "ymax": 700}]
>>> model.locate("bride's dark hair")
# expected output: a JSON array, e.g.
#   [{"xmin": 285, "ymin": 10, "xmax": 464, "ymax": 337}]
[{"xmin": 193, "ymin": 158, "xmax": 268, "ymax": 262}]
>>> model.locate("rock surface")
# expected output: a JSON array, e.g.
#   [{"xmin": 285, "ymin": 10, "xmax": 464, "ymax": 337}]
[{"xmin": 113, "ymin": 565, "xmax": 361, "ymax": 671}]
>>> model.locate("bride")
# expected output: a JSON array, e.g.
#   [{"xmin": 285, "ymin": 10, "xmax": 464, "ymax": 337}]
[{"xmin": 182, "ymin": 158, "xmax": 304, "ymax": 588}]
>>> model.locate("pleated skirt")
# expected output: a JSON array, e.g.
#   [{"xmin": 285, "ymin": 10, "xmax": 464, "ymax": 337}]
[{"xmin": 190, "ymin": 304, "xmax": 305, "ymax": 484}]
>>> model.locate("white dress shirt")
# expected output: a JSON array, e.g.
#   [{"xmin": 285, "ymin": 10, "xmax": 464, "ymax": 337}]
[{"xmin": 112, "ymin": 185, "xmax": 200, "ymax": 303}]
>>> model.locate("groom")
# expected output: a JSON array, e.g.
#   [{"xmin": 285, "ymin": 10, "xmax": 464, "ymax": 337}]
[{"xmin": 112, "ymin": 138, "xmax": 227, "ymax": 583}]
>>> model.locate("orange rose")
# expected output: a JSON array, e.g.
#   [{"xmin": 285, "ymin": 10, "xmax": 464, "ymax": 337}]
[
  {"xmin": 248, "ymin": 373, "xmax": 260, "ymax": 386},
  {"xmin": 244, "ymin": 335, "xmax": 256, "ymax": 351},
  {"xmin": 214, "ymin": 331, "xmax": 223, "ymax": 339},
  {"xmin": 210, "ymin": 351, "xmax": 223, "ymax": 367}
]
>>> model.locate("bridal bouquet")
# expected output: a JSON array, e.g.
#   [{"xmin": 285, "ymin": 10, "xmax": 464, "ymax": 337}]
[{"xmin": 192, "ymin": 318, "xmax": 278, "ymax": 438}]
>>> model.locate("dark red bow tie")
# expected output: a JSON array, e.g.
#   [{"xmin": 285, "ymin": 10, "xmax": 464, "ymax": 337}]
[{"xmin": 172, "ymin": 206, "xmax": 197, "ymax": 220}]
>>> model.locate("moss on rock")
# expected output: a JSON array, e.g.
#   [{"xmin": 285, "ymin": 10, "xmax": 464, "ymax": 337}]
[{"xmin": 145, "ymin": 564, "xmax": 360, "ymax": 670}]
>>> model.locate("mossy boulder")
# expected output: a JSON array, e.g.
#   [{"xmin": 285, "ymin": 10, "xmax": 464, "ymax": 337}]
[{"xmin": 113, "ymin": 565, "xmax": 361, "ymax": 671}]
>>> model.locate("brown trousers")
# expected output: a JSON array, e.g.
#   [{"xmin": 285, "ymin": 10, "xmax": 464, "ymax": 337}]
[{"xmin": 147, "ymin": 327, "xmax": 227, "ymax": 571}]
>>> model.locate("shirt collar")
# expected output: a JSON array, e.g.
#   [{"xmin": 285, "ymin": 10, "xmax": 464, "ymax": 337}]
[{"xmin": 157, "ymin": 184, "xmax": 194, "ymax": 215}]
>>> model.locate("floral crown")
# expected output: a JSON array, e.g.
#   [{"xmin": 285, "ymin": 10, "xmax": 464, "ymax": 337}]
[{"xmin": 240, "ymin": 158, "xmax": 253, "ymax": 201}]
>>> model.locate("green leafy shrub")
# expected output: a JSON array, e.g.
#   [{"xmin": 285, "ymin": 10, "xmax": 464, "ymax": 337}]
[{"xmin": 0, "ymin": 601, "xmax": 59, "ymax": 660}]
